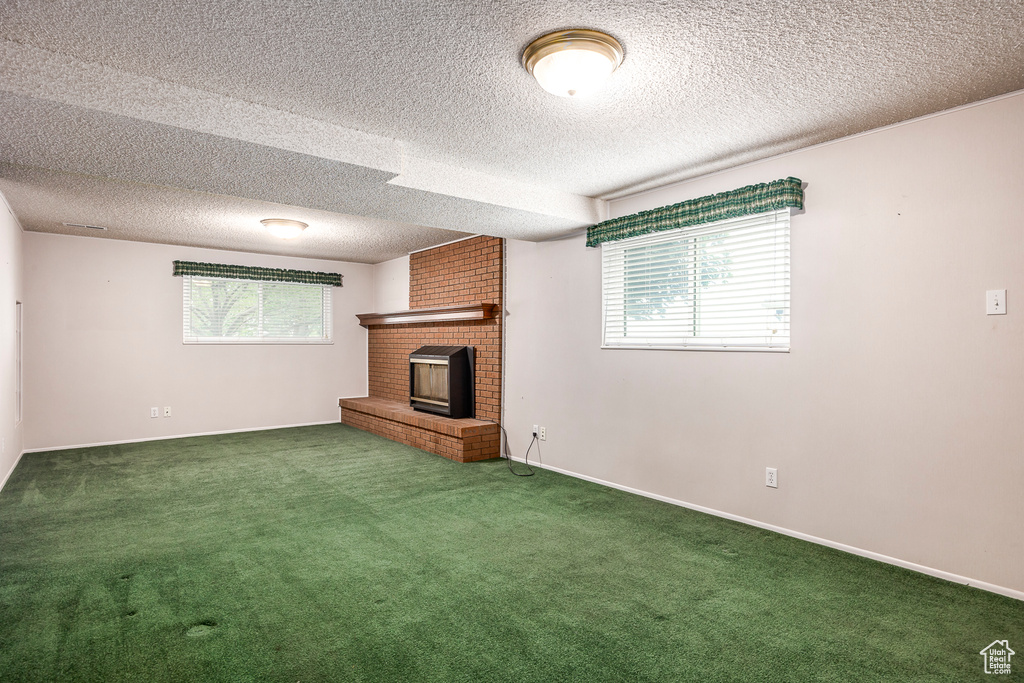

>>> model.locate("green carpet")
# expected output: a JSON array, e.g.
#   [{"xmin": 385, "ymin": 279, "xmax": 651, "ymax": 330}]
[{"xmin": 0, "ymin": 424, "xmax": 1020, "ymax": 682}]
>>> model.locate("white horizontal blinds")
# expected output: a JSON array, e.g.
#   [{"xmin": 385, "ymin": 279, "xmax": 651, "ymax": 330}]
[
  {"xmin": 322, "ymin": 286, "xmax": 333, "ymax": 340},
  {"xmin": 603, "ymin": 209, "xmax": 790, "ymax": 350},
  {"xmin": 183, "ymin": 276, "xmax": 332, "ymax": 344},
  {"xmin": 260, "ymin": 282, "xmax": 328, "ymax": 338},
  {"xmin": 182, "ymin": 277, "xmax": 192, "ymax": 338},
  {"xmin": 187, "ymin": 278, "xmax": 258, "ymax": 339}
]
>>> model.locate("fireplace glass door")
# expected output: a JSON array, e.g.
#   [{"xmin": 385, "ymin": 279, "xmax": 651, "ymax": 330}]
[{"xmin": 411, "ymin": 359, "xmax": 449, "ymax": 407}]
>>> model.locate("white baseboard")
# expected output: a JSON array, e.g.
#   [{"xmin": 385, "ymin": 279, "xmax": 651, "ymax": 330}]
[
  {"xmin": 509, "ymin": 457, "xmax": 1024, "ymax": 602},
  {"xmin": 21, "ymin": 420, "xmax": 339, "ymax": 454},
  {"xmin": 0, "ymin": 449, "xmax": 27, "ymax": 494}
]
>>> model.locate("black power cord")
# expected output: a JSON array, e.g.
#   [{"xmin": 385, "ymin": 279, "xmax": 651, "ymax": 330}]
[{"xmin": 500, "ymin": 425, "xmax": 535, "ymax": 476}]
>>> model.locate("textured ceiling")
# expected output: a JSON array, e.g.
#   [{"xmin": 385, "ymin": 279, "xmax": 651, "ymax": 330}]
[{"xmin": 1, "ymin": 1, "xmax": 1022, "ymax": 263}]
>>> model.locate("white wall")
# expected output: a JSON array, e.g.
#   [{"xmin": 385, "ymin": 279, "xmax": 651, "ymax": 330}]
[
  {"xmin": 372, "ymin": 254, "xmax": 410, "ymax": 312},
  {"xmin": 0, "ymin": 195, "xmax": 24, "ymax": 485},
  {"xmin": 24, "ymin": 233, "xmax": 372, "ymax": 450},
  {"xmin": 504, "ymin": 92, "xmax": 1024, "ymax": 595}
]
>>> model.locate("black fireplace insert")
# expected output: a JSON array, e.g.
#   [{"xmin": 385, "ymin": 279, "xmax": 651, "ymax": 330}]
[{"xmin": 409, "ymin": 345, "xmax": 474, "ymax": 419}]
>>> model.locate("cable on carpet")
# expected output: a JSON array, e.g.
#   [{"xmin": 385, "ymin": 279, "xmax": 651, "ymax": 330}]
[{"xmin": 500, "ymin": 425, "xmax": 535, "ymax": 476}]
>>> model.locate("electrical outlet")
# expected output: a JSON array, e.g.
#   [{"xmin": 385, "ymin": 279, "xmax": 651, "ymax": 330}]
[
  {"xmin": 766, "ymin": 467, "xmax": 778, "ymax": 488},
  {"xmin": 539, "ymin": 426, "xmax": 547, "ymax": 441},
  {"xmin": 532, "ymin": 424, "xmax": 539, "ymax": 437},
  {"xmin": 1, "ymin": 437, "xmax": 5, "ymax": 453},
  {"xmin": 150, "ymin": 407, "xmax": 159, "ymax": 418},
  {"xmin": 163, "ymin": 406, "xmax": 172, "ymax": 417}
]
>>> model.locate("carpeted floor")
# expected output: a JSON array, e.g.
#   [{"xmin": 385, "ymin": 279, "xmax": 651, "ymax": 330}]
[{"xmin": 0, "ymin": 423, "xmax": 1020, "ymax": 681}]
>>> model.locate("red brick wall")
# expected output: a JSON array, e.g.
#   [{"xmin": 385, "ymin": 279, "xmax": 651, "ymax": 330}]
[
  {"xmin": 367, "ymin": 236, "xmax": 503, "ymax": 423},
  {"xmin": 409, "ymin": 236, "xmax": 503, "ymax": 309}
]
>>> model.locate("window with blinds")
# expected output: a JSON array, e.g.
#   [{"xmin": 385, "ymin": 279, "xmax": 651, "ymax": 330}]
[
  {"xmin": 182, "ymin": 276, "xmax": 332, "ymax": 344},
  {"xmin": 602, "ymin": 209, "xmax": 790, "ymax": 351}
]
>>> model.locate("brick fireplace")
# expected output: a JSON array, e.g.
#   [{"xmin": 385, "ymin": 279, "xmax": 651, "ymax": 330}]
[{"xmin": 340, "ymin": 236, "xmax": 502, "ymax": 462}]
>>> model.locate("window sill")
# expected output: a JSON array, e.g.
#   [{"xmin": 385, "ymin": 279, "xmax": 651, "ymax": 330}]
[
  {"xmin": 601, "ymin": 344, "xmax": 789, "ymax": 353},
  {"xmin": 183, "ymin": 339, "xmax": 334, "ymax": 345}
]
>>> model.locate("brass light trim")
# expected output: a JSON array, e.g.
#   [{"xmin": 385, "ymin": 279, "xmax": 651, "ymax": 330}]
[{"xmin": 522, "ymin": 28, "xmax": 624, "ymax": 80}]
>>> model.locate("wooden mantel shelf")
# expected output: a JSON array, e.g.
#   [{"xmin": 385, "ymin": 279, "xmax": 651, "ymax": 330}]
[{"xmin": 356, "ymin": 303, "xmax": 497, "ymax": 327}]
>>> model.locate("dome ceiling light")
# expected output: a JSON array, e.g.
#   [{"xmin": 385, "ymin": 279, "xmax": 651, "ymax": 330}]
[
  {"xmin": 522, "ymin": 29, "xmax": 624, "ymax": 98},
  {"xmin": 261, "ymin": 218, "xmax": 308, "ymax": 239}
]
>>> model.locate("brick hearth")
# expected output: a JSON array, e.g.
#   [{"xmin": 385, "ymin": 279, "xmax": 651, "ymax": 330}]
[{"xmin": 340, "ymin": 397, "xmax": 499, "ymax": 463}]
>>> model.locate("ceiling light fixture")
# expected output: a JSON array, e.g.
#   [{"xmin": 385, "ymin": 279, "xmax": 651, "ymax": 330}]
[
  {"xmin": 522, "ymin": 29, "xmax": 624, "ymax": 98},
  {"xmin": 261, "ymin": 218, "xmax": 308, "ymax": 240}
]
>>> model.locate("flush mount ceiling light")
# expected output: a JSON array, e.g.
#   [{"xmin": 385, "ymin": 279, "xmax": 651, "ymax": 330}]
[
  {"xmin": 522, "ymin": 29, "xmax": 624, "ymax": 98},
  {"xmin": 261, "ymin": 218, "xmax": 308, "ymax": 239}
]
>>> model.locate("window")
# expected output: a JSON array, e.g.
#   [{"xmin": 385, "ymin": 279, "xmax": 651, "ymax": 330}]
[
  {"xmin": 602, "ymin": 209, "xmax": 790, "ymax": 351},
  {"xmin": 182, "ymin": 276, "xmax": 332, "ymax": 344}
]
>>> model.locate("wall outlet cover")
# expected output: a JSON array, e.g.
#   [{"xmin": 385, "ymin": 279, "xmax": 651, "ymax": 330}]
[
  {"xmin": 766, "ymin": 467, "xmax": 778, "ymax": 488},
  {"xmin": 986, "ymin": 289, "xmax": 1007, "ymax": 315}
]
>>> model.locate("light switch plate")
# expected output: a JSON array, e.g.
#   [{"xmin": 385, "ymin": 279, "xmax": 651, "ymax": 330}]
[{"xmin": 986, "ymin": 289, "xmax": 1007, "ymax": 315}]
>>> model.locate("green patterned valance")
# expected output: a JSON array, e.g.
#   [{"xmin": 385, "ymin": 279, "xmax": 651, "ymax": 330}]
[
  {"xmin": 587, "ymin": 177, "xmax": 803, "ymax": 247},
  {"xmin": 172, "ymin": 261, "xmax": 343, "ymax": 287}
]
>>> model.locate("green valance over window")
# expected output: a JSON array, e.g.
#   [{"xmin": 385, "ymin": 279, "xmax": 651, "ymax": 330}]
[
  {"xmin": 172, "ymin": 260, "xmax": 343, "ymax": 287},
  {"xmin": 586, "ymin": 177, "xmax": 803, "ymax": 247}
]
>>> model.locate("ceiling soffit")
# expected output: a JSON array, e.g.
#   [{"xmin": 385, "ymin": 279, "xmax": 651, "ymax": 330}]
[{"xmin": 0, "ymin": 40, "xmax": 602, "ymax": 227}]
